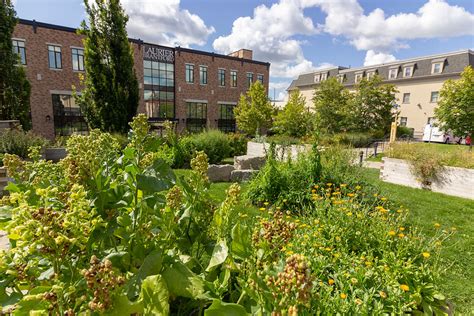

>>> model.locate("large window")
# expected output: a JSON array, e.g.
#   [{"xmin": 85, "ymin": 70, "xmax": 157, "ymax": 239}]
[
  {"xmin": 218, "ymin": 69, "xmax": 225, "ymax": 87},
  {"xmin": 432, "ymin": 63, "xmax": 443, "ymax": 74},
  {"xmin": 430, "ymin": 91, "xmax": 439, "ymax": 103},
  {"xmin": 402, "ymin": 93, "xmax": 410, "ymax": 104},
  {"xmin": 143, "ymin": 60, "xmax": 174, "ymax": 119},
  {"xmin": 218, "ymin": 104, "xmax": 236, "ymax": 133},
  {"xmin": 48, "ymin": 45, "xmax": 62, "ymax": 69},
  {"xmin": 403, "ymin": 66, "xmax": 413, "ymax": 78},
  {"xmin": 186, "ymin": 102, "xmax": 207, "ymax": 132},
  {"xmin": 388, "ymin": 68, "xmax": 398, "ymax": 79},
  {"xmin": 246, "ymin": 72, "xmax": 253, "ymax": 87},
  {"xmin": 257, "ymin": 74, "xmax": 264, "ymax": 84},
  {"xmin": 186, "ymin": 64, "xmax": 194, "ymax": 83},
  {"xmin": 72, "ymin": 48, "xmax": 84, "ymax": 71},
  {"xmin": 52, "ymin": 94, "xmax": 87, "ymax": 136},
  {"xmin": 12, "ymin": 39, "xmax": 26, "ymax": 65},
  {"xmin": 200, "ymin": 66, "xmax": 208, "ymax": 85},
  {"xmin": 399, "ymin": 117, "xmax": 407, "ymax": 127},
  {"xmin": 230, "ymin": 70, "xmax": 237, "ymax": 87}
]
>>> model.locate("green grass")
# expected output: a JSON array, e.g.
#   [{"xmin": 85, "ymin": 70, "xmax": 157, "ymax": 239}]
[
  {"xmin": 410, "ymin": 142, "xmax": 471, "ymax": 153},
  {"xmin": 366, "ymin": 153, "xmax": 384, "ymax": 162},
  {"xmin": 362, "ymin": 168, "xmax": 474, "ymax": 314}
]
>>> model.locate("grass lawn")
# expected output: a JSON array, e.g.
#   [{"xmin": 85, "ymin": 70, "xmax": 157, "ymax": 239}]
[
  {"xmin": 362, "ymin": 168, "xmax": 474, "ymax": 314},
  {"xmin": 410, "ymin": 142, "xmax": 471, "ymax": 153}
]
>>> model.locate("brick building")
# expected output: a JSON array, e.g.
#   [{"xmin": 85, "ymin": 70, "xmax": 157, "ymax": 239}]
[{"xmin": 12, "ymin": 19, "xmax": 270, "ymax": 139}]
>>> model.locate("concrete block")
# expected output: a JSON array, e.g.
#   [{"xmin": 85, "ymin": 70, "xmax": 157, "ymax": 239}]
[
  {"xmin": 208, "ymin": 164, "xmax": 235, "ymax": 182},
  {"xmin": 234, "ymin": 155, "xmax": 266, "ymax": 170},
  {"xmin": 230, "ymin": 169, "xmax": 259, "ymax": 182}
]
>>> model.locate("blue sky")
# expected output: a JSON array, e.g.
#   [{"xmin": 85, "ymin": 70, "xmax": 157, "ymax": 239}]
[{"xmin": 14, "ymin": 0, "xmax": 474, "ymax": 99}]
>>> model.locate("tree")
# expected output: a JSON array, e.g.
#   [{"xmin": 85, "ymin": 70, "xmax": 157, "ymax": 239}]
[
  {"xmin": 77, "ymin": 0, "xmax": 139, "ymax": 133},
  {"xmin": 349, "ymin": 75, "xmax": 397, "ymax": 134},
  {"xmin": 312, "ymin": 77, "xmax": 351, "ymax": 134},
  {"xmin": 0, "ymin": 0, "xmax": 31, "ymax": 129},
  {"xmin": 273, "ymin": 89, "xmax": 313, "ymax": 137},
  {"xmin": 234, "ymin": 81, "xmax": 273, "ymax": 136},
  {"xmin": 435, "ymin": 66, "xmax": 474, "ymax": 138}
]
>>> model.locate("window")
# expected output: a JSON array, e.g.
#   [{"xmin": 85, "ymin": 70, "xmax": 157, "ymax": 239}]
[
  {"xmin": 186, "ymin": 102, "xmax": 207, "ymax": 132},
  {"xmin": 247, "ymin": 72, "xmax": 254, "ymax": 87},
  {"xmin": 388, "ymin": 68, "xmax": 398, "ymax": 79},
  {"xmin": 403, "ymin": 66, "xmax": 413, "ymax": 78},
  {"xmin": 71, "ymin": 48, "xmax": 84, "ymax": 71},
  {"xmin": 430, "ymin": 91, "xmax": 439, "ymax": 103},
  {"xmin": 402, "ymin": 93, "xmax": 410, "ymax": 104},
  {"xmin": 185, "ymin": 64, "xmax": 194, "ymax": 83},
  {"xmin": 337, "ymin": 74, "xmax": 345, "ymax": 83},
  {"xmin": 230, "ymin": 70, "xmax": 237, "ymax": 87},
  {"xmin": 200, "ymin": 66, "xmax": 208, "ymax": 85},
  {"xmin": 355, "ymin": 73, "xmax": 363, "ymax": 83},
  {"xmin": 218, "ymin": 104, "xmax": 236, "ymax": 133},
  {"xmin": 320, "ymin": 73, "xmax": 328, "ymax": 81},
  {"xmin": 432, "ymin": 63, "xmax": 443, "ymax": 74},
  {"xmin": 48, "ymin": 45, "xmax": 62, "ymax": 69},
  {"xmin": 257, "ymin": 74, "xmax": 264, "ymax": 84},
  {"xmin": 52, "ymin": 94, "xmax": 87, "ymax": 136},
  {"xmin": 366, "ymin": 70, "xmax": 377, "ymax": 80},
  {"xmin": 218, "ymin": 69, "xmax": 225, "ymax": 87},
  {"xmin": 143, "ymin": 60, "xmax": 175, "ymax": 119},
  {"xmin": 12, "ymin": 39, "xmax": 26, "ymax": 65},
  {"xmin": 314, "ymin": 74, "xmax": 320, "ymax": 83},
  {"xmin": 399, "ymin": 117, "xmax": 407, "ymax": 127}
]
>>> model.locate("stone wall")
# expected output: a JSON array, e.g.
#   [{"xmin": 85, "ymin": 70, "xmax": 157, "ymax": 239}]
[
  {"xmin": 381, "ymin": 157, "xmax": 474, "ymax": 200},
  {"xmin": 246, "ymin": 141, "xmax": 310, "ymax": 159}
]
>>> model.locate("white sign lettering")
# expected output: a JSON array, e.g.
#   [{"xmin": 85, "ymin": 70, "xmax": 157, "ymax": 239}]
[{"xmin": 144, "ymin": 45, "xmax": 174, "ymax": 63}]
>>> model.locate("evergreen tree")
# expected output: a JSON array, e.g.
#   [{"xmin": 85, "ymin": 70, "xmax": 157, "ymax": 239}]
[
  {"xmin": 234, "ymin": 81, "xmax": 274, "ymax": 136},
  {"xmin": 0, "ymin": 0, "xmax": 31, "ymax": 129},
  {"xmin": 274, "ymin": 89, "xmax": 313, "ymax": 137},
  {"xmin": 77, "ymin": 0, "xmax": 139, "ymax": 133}
]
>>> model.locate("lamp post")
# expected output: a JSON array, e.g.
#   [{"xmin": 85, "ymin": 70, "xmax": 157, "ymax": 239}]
[{"xmin": 389, "ymin": 103, "xmax": 400, "ymax": 143}]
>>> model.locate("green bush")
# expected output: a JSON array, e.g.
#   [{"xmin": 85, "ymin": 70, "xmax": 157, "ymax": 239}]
[
  {"xmin": 0, "ymin": 129, "xmax": 48, "ymax": 158},
  {"xmin": 177, "ymin": 129, "xmax": 231, "ymax": 165},
  {"xmin": 397, "ymin": 126, "xmax": 414, "ymax": 138},
  {"xmin": 227, "ymin": 132, "xmax": 247, "ymax": 157},
  {"xmin": 319, "ymin": 132, "xmax": 378, "ymax": 148}
]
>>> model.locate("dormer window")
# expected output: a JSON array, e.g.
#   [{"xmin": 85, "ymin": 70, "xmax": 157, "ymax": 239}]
[
  {"xmin": 355, "ymin": 72, "xmax": 364, "ymax": 83},
  {"xmin": 314, "ymin": 74, "xmax": 321, "ymax": 83},
  {"xmin": 366, "ymin": 69, "xmax": 377, "ymax": 80},
  {"xmin": 337, "ymin": 74, "xmax": 345, "ymax": 84},
  {"xmin": 402, "ymin": 63, "xmax": 415, "ymax": 78},
  {"xmin": 320, "ymin": 72, "xmax": 328, "ymax": 81},
  {"xmin": 388, "ymin": 67, "xmax": 398, "ymax": 79},
  {"xmin": 431, "ymin": 58, "xmax": 445, "ymax": 74}
]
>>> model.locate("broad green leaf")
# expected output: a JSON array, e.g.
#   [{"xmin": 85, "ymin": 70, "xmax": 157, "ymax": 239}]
[
  {"xmin": 161, "ymin": 260, "xmax": 206, "ymax": 299},
  {"xmin": 231, "ymin": 223, "xmax": 251, "ymax": 260},
  {"xmin": 105, "ymin": 294, "xmax": 144, "ymax": 316},
  {"xmin": 13, "ymin": 287, "xmax": 51, "ymax": 315},
  {"xmin": 4, "ymin": 182, "xmax": 19, "ymax": 193},
  {"xmin": 0, "ymin": 206, "xmax": 12, "ymax": 222},
  {"xmin": 206, "ymin": 240, "xmax": 228, "ymax": 271},
  {"xmin": 127, "ymin": 250, "xmax": 163, "ymax": 300},
  {"xmin": 141, "ymin": 275, "xmax": 169, "ymax": 316},
  {"xmin": 137, "ymin": 159, "xmax": 175, "ymax": 193},
  {"xmin": 204, "ymin": 299, "xmax": 248, "ymax": 316},
  {"xmin": 38, "ymin": 268, "xmax": 54, "ymax": 281}
]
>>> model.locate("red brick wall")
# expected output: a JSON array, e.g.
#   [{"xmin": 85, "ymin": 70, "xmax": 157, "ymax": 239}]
[{"xmin": 174, "ymin": 49, "xmax": 270, "ymax": 131}]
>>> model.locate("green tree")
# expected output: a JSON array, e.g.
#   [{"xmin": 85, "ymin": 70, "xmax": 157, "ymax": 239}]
[
  {"xmin": 273, "ymin": 89, "xmax": 313, "ymax": 137},
  {"xmin": 0, "ymin": 0, "xmax": 31, "ymax": 129},
  {"xmin": 234, "ymin": 81, "xmax": 273, "ymax": 136},
  {"xmin": 435, "ymin": 66, "xmax": 474, "ymax": 138},
  {"xmin": 349, "ymin": 75, "xmax": 397, "ymax": 134},
  {"xmin": 77, "ymin": 0, "xmax": 139, "ymax": 133},
  {"xmin": 312, "ymin": 77, "xmax": 351, "ymax": 134}
]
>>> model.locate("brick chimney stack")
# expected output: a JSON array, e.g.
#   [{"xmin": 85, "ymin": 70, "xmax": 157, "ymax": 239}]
[{"xmin": 228, "ymin": 49, "xmax": 253, "ymax": 60}]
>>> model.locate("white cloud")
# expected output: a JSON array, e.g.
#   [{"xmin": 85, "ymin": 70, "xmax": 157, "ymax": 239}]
[
  {"xmin": 121, "ymin": 0, "xmax": 214, "ymax": 47},
  {"xmin": 213, "ymin": 0, "xmax": 319, "ymax": 78},
  {"xmin": 364, "ymin": 50, "xmax": 396, "ymax": 66}
]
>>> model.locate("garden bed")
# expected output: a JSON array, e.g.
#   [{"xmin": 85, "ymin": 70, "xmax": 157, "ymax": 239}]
[{"xmin": 381, "ymin": 157, "xmax": 474, "ymax": 199}]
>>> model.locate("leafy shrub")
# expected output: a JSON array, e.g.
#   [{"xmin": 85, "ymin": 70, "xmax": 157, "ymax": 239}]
[
  {"xmin": 0, "ymin": 129, "xmax": 48, "ymax": 158},
  {"xmin": 227, "ymin": 132, "xmax": 247, "ymax": 157},
  {"xmin": 177, "ymin": 129, "xmax": 231, "ymax": 165},
  {"xmin": 397, "ymin": 126, "xmax": 414, "ymax": 138},
  {"xmin": 319, "ymin": 132, "xmax": 377, "ymax": 148}
]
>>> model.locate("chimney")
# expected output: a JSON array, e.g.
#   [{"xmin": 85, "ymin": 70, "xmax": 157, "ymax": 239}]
[{"xmin": 228, "ymin": 49, "xmax": 253, "ymax": 60}]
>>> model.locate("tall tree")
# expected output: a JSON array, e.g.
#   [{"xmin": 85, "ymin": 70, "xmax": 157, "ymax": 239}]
[
  {"xmin": 234, "ymin": 81, "xmax": 274, "ymax": 136},
  {"xmin": 0, "ymin": 0, "xmax": 31, "ymax": 129},
  {"xmin": 435, "ymin": 66, "xmax": 474, "ymax": 138},
  {"xmin": 77, "ymin": 0, "xmax": 139, "ymax": 133},
  {"xmin": 274, "ymin": 89, "xmax": 313, "ymax": 137},
  {"xmin": 349, "ymin": 75, "xmax": 397, "ymax": 134},
  {"xmin": 312, "ymin": 77, "xmax": 351, "ymax": 134}
]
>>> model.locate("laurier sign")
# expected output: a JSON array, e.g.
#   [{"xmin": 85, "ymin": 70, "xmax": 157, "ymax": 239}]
[{"xmin": 144, "ymin": 45, "xmax": 174, "ymax": 63}]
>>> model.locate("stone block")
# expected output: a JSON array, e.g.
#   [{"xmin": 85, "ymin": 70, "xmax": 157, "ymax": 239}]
[
  {"xmin": 208, "ymin": 164, "xmax": 235, "ymax": 182},
  {"xmin": 230, "ymin": 169, "xmax": 259, "ymax": 182},
  {"xmin": 234, "ymin": 155, "xmax": 266, "ymax": 170}
]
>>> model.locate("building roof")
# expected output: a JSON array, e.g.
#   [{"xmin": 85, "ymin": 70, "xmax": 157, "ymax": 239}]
[
  {"xmin": 18, "ymin": 18, "xmax": 270, "ymax": 67},
  {"xmin": 288, "ymin": 49, "xmax": 473, "ymax": 91}
]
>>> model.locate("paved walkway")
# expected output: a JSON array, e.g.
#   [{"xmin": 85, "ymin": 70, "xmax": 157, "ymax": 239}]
[
  {"xmin": 0, "ymin": 230, "xmax": 9, "ymax": 251},
  {"xmin": 363, "ymin": 161, "xmax": 383, "ymax": 169}
]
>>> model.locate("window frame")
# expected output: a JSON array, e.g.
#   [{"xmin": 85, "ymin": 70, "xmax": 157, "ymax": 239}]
[
  {"xmin": 230, "ymin": 70, "xmax": 237, "ymax": 87},
  {"xmin": 388, "ymin": 68, "xmax": 398, "ymax": 80},
  {"xmin": 246, "ymin": 72, "xmax": 254, "ymax": 87},
  {"xmin": 354, "ymin": 73, "xmax": 363, "ymax": 83},
  {"xmin": 257, "ymin": 74, "xmax": 264, "ymax": 84},
  {"xmin": 399, "ymin": 117, "xmax": 408, "ymax": 127},
  {"xmin": 12, "ymin": 39, "xmax": 27, "ymax": 65},
  {"xmin": 199, "ymin": 65, "xmax": 208, "ymax": 85},
  {"xmin": 431, "ymin": 62, "xmax": 443, "ymax": 74},
  {"xmin": 71, "ymin": 47, "xmax": 85, "ymax": 71},
  {"xmin": 430, "ymin": 91, "xmax": 439, "ymax": 103},
  {"xmin": 402, "ymin": 93, "xmax": 411, "ymax": 104},
  {"xmin": 403, "ymin": 66, "xmax": 413, "ymax": 78},
  {"xmin": 314, "ymin": 74, "xmax": 320, "ymax": 83},
  {"xmin": 320, "ymin": 72, "xmax": 328, "ymax": 81},
  {"xmin": 48, "ymin": 44, "xmax": 62, "ymax": 70},
  {"xmin": 218, "ymin": 68, "xmax": 225, "ymax": 87},
  {"xmin": 185, "ymin": 64, "xmax": 194, "ymax": 83}
]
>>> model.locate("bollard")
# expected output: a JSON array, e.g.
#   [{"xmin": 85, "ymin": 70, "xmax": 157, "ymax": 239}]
[{"xmin": 359, "ymin": 151, "xmax": 364, "ymax": 167}]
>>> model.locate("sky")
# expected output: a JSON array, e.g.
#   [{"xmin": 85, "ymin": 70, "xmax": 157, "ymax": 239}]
[{"xmin": 14, "ymin": 0, "xmax": 474, "ymax": 100}]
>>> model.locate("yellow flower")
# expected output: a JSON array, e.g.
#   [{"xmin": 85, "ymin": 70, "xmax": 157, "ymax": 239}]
[
  {"xmin": 388, "ymin": 230, "xmax": 396, "ymax": 236},
  {"xmin": 346, "ymin": 212, "xmax": 353, "ymax": 216},
  {"xmin": 400, "ymin": 284, "xmax": 409, "ymax": 292},
  {"xmin": 398, "ymin": 233, "xmax": 405, "ymax": 238},
  {"xmin": 351, "ymin": 278, "xmax": 358, "ymax": 284},
  {"xmin": 399, "ymin": 227, "xmax": 405, "ymax": 231},
  {"xmin": 335, "ymin": 236, "xmax": 341, "ymax": 242},
  {"xmin": 422, "ymin": 252, "xmax": 430, "ymax": 258},
  {"xmin": 355, "ymin": 185, "xmax": 361, "ymax": 190},
  {"xmin": 340, "ymin": 293, "xmax": 347, "ymax": 299},
  {"xmin": 381, "ymin": 197, "xmax": 387, "ymax": 201},
  {"xmin": 328, "ymin": 279, "xmax": 335, "ymax": 285},
  {"xmin": 347, "ymin": 193, "xmax": 355, "ymax": 197},
  {"xmin": 314, "ymin": 185, "xmax": 319, "ymax": 189},
  {"xmin": 259, "ymin": 207, "xmax": 265, "ymax": 211},
  {"xmin": 379, "ymin": 291, "xmax": 387, "ymax": 299},
  {"xmin": 434, "ymin": 223, "xmax": 441, "ymax": 228},
  {"xmin": 355, "ymin": 298, "xmax": 362, "ymax": 305},
  {"xmin": 327, "ymin": 183, "xmax": 333, "ymax": 186},
  {"xmin": 264, "ymin": 202, "xmax": 269, "ymax": 206}
]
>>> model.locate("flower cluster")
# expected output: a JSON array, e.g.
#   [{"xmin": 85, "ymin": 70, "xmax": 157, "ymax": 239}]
[
  {"xmin": 190, "ymin": 151, "xmax": 209, "ymax": 182},
  {"xmin": 252, "ymin": 210, "xmax": 297, "ymax": 250},
  {"xmin": 166, "ymin": 185, "xmax": 183, "ymax": 210}
]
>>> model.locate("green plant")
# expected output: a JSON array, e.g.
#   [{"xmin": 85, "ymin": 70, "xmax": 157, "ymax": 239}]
[
  {"xmin": 274, "ymin": 90, "xmax": 313, "ymax": 137},
  {"xmin": 227, "ymin": 132, "xmax": 247, "ymax": 157},
  {"xmin": 397, "ymin": 126, "xmax": 414, "ymax": 138},
  {"xmin": 177, "ymin": 129, "xmax": 231, "ymax": 166},
  {"xmin": 0, "ymin": 129, "xmax": 48, "ymax": 158}
]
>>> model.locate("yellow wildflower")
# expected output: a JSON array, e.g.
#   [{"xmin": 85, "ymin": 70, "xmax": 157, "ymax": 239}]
[
  {"xmin": 379, "ymin": 291, "xmax": 387, "ymax": 299},
  {"xmin": 422, "ymin": 252, "xmax": 430, "ymax": 258},
  {"xmin": 400, "ymin": 284, "xmax": 409, "ymax": 292},
  {"xmin": 340, "ymin": 293, "xmax": 347, "ymax": 299},
  {"xmin": 264, "ymin": 202, "xmax": 269, "ymax": 206},
  {"xmin": 355, "ymin": 185, "xmax": 361, "ymax": 190},
  {"xmin": 355, "ymin": 298, "xmax": 362, "ymax": 305},
  {"xmin": 434, "ymin": 223, "xmax": 441, "ymax": 228},
  {"xmin": 398, "ymin": 233, "xmax": 405, "ymax": 238},
  {"xmin": 399, "ymin": 227, "xmax": 405, "ymax": 231},
  {"xmin": 259, "ymin": 207, "xmax": 265, "ymax": 211},
  {"xmin": 328, "ymin": 279, "xmax": 335, "ymax": 285}
]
